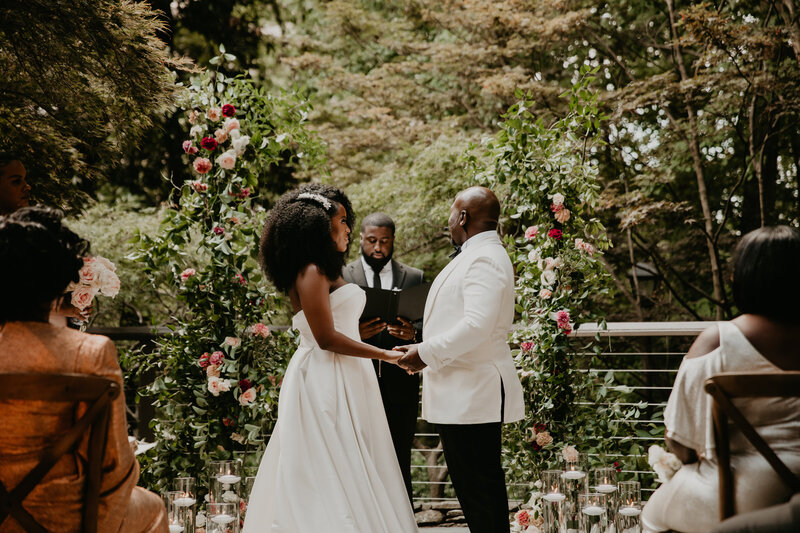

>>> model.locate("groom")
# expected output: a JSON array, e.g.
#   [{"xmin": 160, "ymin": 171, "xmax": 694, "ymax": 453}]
[{"xmin": 397, "ymin": 186, "xmax": 524, "ymax": 533}]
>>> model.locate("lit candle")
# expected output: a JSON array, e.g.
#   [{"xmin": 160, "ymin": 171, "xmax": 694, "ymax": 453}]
[
  {"xmin": 582, "ymin": 505, "xmax": 605, "ymax": 516},
  {"xmin": 543, "ymin": 492, "xmax": 566, "ymax": 502},
  {"xmin": 596, "ymin": 483, "xmax": 616, "ymax": 493},
  {"xmin": 563, "ymin": 470, "xmax": 585, "ymax": 480},
  {"xmin": 618, "ymin": 506, "xmax": 642, "ymax": 517},
  {"xmin": 217, "ymin": 475, "xmax": 241, "ymax": 484},
  {"xmin": 211, "ymin": 514, "xmax": 236, "ymax": 525},
  {"xmin": 174, "ymin": 496, "xmax": 196, "ymax": 507}
]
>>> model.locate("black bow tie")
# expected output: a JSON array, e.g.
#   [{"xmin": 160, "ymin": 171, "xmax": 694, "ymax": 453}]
[{"xmin": 448, "ymin": 245, "xmax": 462, "ymax": 259}]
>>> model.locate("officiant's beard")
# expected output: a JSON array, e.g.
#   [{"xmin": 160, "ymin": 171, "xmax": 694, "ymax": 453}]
[{"xmin": 362, "ymin": 248, "xmax": 393, "ymax": 271}]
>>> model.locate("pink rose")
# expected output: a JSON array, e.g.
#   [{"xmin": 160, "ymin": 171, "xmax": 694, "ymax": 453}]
[
  {"xmin": 206, "ymin": 364, "xmax": 221, "ymax": 378},
  {"xmin": 78, "ymin": 263, "xmax": 97, "ymax": 285},
  {"xmin": 520, "ymin": 341, "xmax": 534, "ymax": 352},
  {"xmin": 214, "ymin": 128, "xmax": 228, "ymax": 144},
  {"xmin": 190, "ymin": 181, "xmax": 208, "ymax": 192},
  {"xmin": 188, "ymin": 110, "xmax": 200, "ymax": 124},
  {"xmin": 70, "ymin": 284, "xmax": 98, "ymax": 310},
  {"xmin": 239, "ymin": 387, "xmax": 257, "ymax": 406},
  {"xmin": 180, "ymin": 268, "xmax": 196, "ymax": 281},
  {"xmin": 206, "ymin": 107, "xmax": 221, "ymax": 121},
  {"xmin": 524, "ymin": 225, "xmax": 539, "ymax": 240},
  {"xmin": 182, "ymin": 140, "xmax": 198, "ymax": 154},
  {"xmin": 223, "ymin": 117, "xmax": 240, "ymax": 133},
  {"xmin": 536, "ymin": 431, "xmax": 553, "ymax": 446},
  {"xmin": 554, "ymin": 208, "xmax": 571, "ymax": 224},
  {"xmin": 193, "ymin": 157, "xmax": 212, "ymax": 174},
  {"xmin": 233, "ymin": 273, "xmax": 246, "ymax": 286},
  {"xmin": 515, "ymin": 509, "xmax": 530, "ymax": 528},
  {"xmin": 223, "ymin": 336, "xmax": 241, "ymax": 348},
  {"xmin": 216, "ymin": 150, "xmax": 236, "ymax": 170},
  {"xmin": 250, "ymin": 323, "xmax": 270, "ymax": 338},
  {"xmin": 555, "ymin": 310, "xmax": 571, "ymax": 333},
  {"xmin": 207, "ymin": 376, "xmax": 222, "ymax": 396},
  {"xmin": 539, "ymin": 288, "xmax": 552, "ymax": 299},
  {"xmin": 209, "ymin": 351, "xmax": 224, "ymax": 365}
]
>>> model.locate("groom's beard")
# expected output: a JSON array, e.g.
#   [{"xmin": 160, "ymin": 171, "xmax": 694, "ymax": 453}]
[{"xmin": 362, "ymin": 249, "xmax": 393, "ymax": 272}]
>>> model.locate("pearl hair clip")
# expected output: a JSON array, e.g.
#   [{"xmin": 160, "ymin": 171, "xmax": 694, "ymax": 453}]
[{"xmin": 297, "ymin": 192, "xmax": 332, "ymax": 210}]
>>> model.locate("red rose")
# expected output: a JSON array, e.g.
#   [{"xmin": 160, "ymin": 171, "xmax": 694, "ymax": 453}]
[
  {"xmin": 222, "ymin": 417, "xmax": 233, "ymax": 427},
  {"xmin": 222, "ymin": 104, "xmax": 236, "ymax": 117},
  {"xmin": 201, "ymin": 136, "xmax": 218, "ymax": 151},
  {"xmin": 548, "ymin": 228, "xmax": 563, "ymax": 240},
  {"xmin": 198, "ymin": 352, "xmax": 210, "ymax": 368},
  {"xmin": 213, "ymin": 226, "xmax": 224, "ymax": 235},
  {"xmin": 239, "ymin": 378, "xmax": 252, "ymax": 391},
  {"xmin": 534, "ymin": 422, "xmax": 547, "ymax": 432}
]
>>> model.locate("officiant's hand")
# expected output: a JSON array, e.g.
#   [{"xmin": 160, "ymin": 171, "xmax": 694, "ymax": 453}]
[
  {"xmin": 395, "ymin": 344, "xmax": 427, "ymax": 374},
  {"xmin": 359, "ymin": 317, "xmax": 386, "ymax": 340},
  {"xmin": 387, "ymin": 317, "xmax": 415, "ymax": 341}
]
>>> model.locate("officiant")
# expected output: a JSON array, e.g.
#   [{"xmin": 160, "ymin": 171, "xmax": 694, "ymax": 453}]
[{"xmin": 343, "ymin": 212, "xmax": 424, "ymax": 503}]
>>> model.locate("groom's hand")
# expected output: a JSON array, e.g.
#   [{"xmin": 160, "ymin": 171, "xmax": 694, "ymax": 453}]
[{"xmin": 395, "ymin": 344, "xmax": 427, "ymax": 374}]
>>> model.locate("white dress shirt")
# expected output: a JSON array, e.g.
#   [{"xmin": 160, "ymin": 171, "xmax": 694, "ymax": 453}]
[{"xmin": 360, "ymin": 255, "xmax": 394, "ymax": 289}]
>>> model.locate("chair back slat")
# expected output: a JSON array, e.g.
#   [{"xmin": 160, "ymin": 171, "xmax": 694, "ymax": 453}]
[
  {"xmin": 704, "ymin": 372, "xmax": 800, "ymax": 521},
  {"xmin": 0, "ymin": 373, "xmax": 120, "ymax": 533}
]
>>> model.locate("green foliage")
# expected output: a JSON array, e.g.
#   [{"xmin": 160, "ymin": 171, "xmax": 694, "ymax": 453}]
[
  {"xmin": 127, "ymin": 50, "xmax": 323, "ymax": 494},
  {"xmin": 0, "ymin": 0, "xmax": 190, "ymax": 210},
  {"xmin": 478, "ymin": 68, "xmax": 622, "ymax": 495}
]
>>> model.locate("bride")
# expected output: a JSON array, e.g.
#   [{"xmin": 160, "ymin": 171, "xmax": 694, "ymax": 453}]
[{"xmin": 242, "ymin": 185, "xmax": 418, "ymax": 532}]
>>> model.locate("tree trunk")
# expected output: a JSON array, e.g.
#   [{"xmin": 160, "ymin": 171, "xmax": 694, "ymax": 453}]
[{"xmin": 666, "ymin": 0, "xmax": 726, "ymax": 319}]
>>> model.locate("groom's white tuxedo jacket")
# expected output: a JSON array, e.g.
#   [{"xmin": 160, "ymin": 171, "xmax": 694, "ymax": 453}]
[{"xmin": 418, "ymin": 231, "xmax": 525, "ymax": 425}]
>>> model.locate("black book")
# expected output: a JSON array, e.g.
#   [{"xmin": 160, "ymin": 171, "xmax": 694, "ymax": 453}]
[{"xmin": 359, "ymin": 282, "xmax": 431, "ymax": 345}]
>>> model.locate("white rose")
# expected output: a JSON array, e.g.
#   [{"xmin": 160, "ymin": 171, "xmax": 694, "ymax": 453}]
[
  {"xmin": 97, "ymin": 268, "xmax": 121, "ymax": 297},
  {"xmin": 224, "ymin": 117, "xmax": 240, "ymax": 132},
  {"xmin": 190, "ymin": 124, "xmax": 205, "ymax": 138},
  {"xmin": 222, "ymin": 490, "xmax": 239, "ymax": 503},
  {"xmin": 93, "ymin": 256, "xmax": 117, "ymax": 272},
  {"xmin": 552, "ymin": 193, "xmax": 565, "ymax": 206},
  {"xmin": 232, "ymin": 135, "xmax": 250, "ymax": 156},
  {"xmin": 218, "ymin": 379, "xmax": 231, "ymax": 393},
  {"xmin": 552, "ymin": 257, "xmax": 563, "ymax": 269},
  {"xmin": 229, "ymin": 128, "xmax": 241, "ymax": 140},
  {"xmin": 527, "ymin": 248, "xmax": 540, "ymax": 263},
  {"xmin": 540, "ymin": 270, "xmax": 556, "ymax": 286}
]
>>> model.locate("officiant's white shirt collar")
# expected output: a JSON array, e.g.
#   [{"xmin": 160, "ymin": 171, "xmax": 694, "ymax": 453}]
[
  {"xmin": 459, "ymin": 230, "xmax": 498, "ymax": 252},
  {"xmin": 360, "ymin": 254, "xmax": 394, "ymax": 288}
]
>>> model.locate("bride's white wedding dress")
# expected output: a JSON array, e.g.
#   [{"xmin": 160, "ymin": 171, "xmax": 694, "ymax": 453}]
[{"xmin": 242, "ymin": 284, "xmax": 418, "ymax": 533}]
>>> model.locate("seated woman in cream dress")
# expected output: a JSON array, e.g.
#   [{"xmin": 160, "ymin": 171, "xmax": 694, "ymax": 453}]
[
  {"xmin": 0, "ymin": 207, "xmax": 167, "ymax": 533},
  {"xmin": 643, "ymin": 226, "xmax": 800, "ymax": 533}
]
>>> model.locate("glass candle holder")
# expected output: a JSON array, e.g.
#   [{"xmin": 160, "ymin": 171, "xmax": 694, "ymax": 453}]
[
  {"xmin": 233, "ymin": 449, "xmax": 264, "ymax": 479},
  {"xmin": 616, "ymin": 481, "xmax": 642, "ymax": 533},
  {"xmin": 592, "ymin": 467, "xmax": 617, "ymax": 494},
  {"xmin": 209, "ymin": 460, "xmax": 241, "ymax": 504},
  {"xmin": 165, "ymin": 491, "xmax": 191, "ymax": 533},
  {"xmin": 172, "ymin": 477, "xmax": 197, "ymax": 507},
  {"xmin": 579, "ymin": 492, "xmax": 608, "ymax": 533},
  {"xmin": 541, "ymin": 470, "xmax": 566, "ymax": 502},
  {"xmin": 563, "ymin": 451, "xmax": 587, "ymax": 480},
  {"xmin": 207, "ymin": 502, "xmax": 238, "ymax": 533}
]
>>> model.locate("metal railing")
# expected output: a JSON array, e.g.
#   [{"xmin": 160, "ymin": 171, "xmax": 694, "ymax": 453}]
[{"xmin": 91, "ymin": 321, "xmax": 711, "ymax": 505}]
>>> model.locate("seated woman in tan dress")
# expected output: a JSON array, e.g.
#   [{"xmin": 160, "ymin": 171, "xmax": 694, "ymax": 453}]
[
  {"xmin": 0, "ymin": 207, "xmax": 167, "ymax": 533},
  {"xmin": 642, "ymin": 226, "xmax": 800, "ymax": 533}
]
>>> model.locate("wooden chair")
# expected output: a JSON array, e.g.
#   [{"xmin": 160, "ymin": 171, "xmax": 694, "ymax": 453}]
[
  {"xmin": 704, "ymin": 372, "xmax": 800, "ymax": 520},
  {"xmin": 0, "ymin": 373, "xmax": 121, "ymax": 533}
]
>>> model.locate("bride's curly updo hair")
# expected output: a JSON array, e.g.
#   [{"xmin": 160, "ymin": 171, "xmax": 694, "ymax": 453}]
[
  {"xmin": 259, "ymin": 184, "xmax": 354, "ymax": 293},
  {"xmin": 0, "ymin": 207, "xmax": 89, "ymax": 323}
]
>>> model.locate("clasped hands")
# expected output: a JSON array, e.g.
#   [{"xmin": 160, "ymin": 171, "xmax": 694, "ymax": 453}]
[
  {"xmin": 361, "ymin": 317, "xmax": 426, "ymax": 374},
  {"xmin": 391, "ymin": 344, "xmax": 426, "ymax": 374}
]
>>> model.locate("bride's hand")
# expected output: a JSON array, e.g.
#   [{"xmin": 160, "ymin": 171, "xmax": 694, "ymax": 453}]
[{"xmin": 381, "ymin": 349, "xmax": 404, "ymax": 364}]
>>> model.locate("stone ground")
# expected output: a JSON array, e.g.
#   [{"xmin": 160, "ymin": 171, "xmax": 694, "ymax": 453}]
[{"xmin": 414, "ymin": 500, "xmax": 520, "ymax": 530}]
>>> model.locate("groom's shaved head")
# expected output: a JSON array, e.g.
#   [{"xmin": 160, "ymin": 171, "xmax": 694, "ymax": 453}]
[
  {"xmin": 456, "ymin": 186, "xmax": 500, "ymax": 232},
  {"xmin": 448, "ymin": 186, "xmax": 501, "ymax": 245}
]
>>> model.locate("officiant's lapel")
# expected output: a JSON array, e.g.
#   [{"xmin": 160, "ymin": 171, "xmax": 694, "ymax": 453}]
[
  {"xmin": 391, "ymin": 260, "xmax": 406, "ymax": 289},
  {"xmin": 347, "ymin": 260, "xmax": 368, "ymax": 286}
]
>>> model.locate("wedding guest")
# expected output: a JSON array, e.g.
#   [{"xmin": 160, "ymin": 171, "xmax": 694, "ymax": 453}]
[
  {"xmin": 0, "ymin": 207, "xmax": 168, "ymax": 533},
  {"xmin": 642, "ymin": 225, "xmax": 800, "ymax": 533},
  {"xmin": 0, "ymin": 152, "xmax": 31, "ymax": 215},
  {"xmin": 342, "ymin": 212, "xmax": 425, "ymax": 503}
]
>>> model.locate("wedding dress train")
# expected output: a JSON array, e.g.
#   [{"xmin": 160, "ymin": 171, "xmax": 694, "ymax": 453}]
[{"xmin": 242, "ymin": 284, "xmax": 418, "ymax": 533}]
